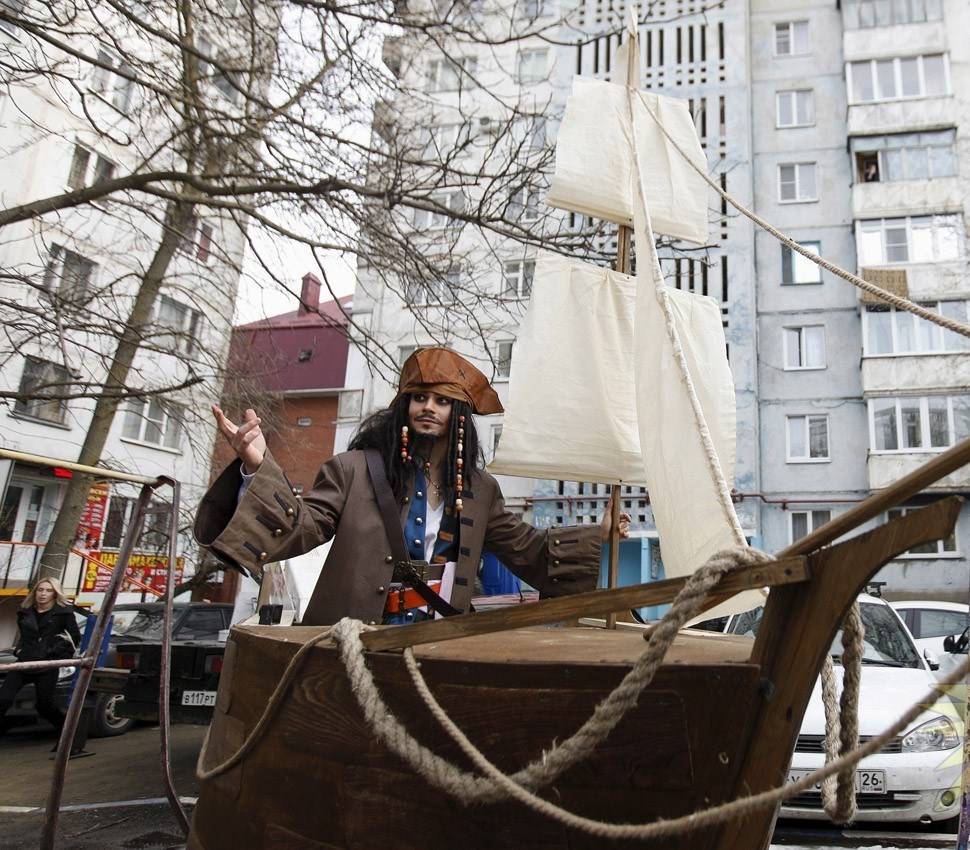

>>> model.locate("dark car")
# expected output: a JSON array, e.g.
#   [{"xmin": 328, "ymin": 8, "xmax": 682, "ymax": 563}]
[
  {"xmin": 114, "ymin": 603, "xmax": 233, "ymax": 725},
  {"xmin": 0, "ymin": 602, "xmax": 233, "ymax": 737}
]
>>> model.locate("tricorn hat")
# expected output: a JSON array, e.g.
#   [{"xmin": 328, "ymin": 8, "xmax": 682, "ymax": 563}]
[{"xmin": 397, "ymin": 347, "xmax": 504, "ymax": 415}]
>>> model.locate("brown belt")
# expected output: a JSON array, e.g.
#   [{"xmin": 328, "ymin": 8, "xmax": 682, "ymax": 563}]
[{"xmin": 384, "ymin": 582, "xmax": 444, "ymax": 615}]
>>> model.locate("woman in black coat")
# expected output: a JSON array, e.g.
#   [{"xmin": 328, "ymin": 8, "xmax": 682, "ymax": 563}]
[{"xmin": 0, "ymin": 577, "xmax": 81, "ymax": 734}]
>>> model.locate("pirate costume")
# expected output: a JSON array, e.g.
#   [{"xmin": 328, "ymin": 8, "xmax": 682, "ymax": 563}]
[{"xmin": 195, "ymin": 348, "xmax": 602, "ymax": 626}]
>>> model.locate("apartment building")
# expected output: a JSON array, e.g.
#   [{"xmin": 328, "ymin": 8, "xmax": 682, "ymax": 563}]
[
  {"xmin": 342, "ymin": 0, "xmax": 970, "ymax": 598},
  {"xmin": 0, "ymin": 6, "xmax": 248, "ymax": 618}
]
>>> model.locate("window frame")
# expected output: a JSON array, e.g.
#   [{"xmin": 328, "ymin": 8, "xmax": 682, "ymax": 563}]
[
  {"xmin": 66, "ymin": 143, "xmax": 117, "ymax": 192},
  {"xmin": 785, "ymin": 413, "xmax": 831, "ymax": 463},
  {"xmin": 154, "ymin": 294, "xmax": 203, "ymax": 356},
  {"xmin": 780, "ymin": 240, "xmax": 822, "ymax": 285},
  {"xmin": 121, "ymin": 398, "xmax": 185, "ymax": 452},
  {"xmin": 775, "ymin": 89, "xmax": 815, "ymax": 128},
  {"xmin": 773, "ymin": 20, "xmax": 811, "ymax": 58},
  {"xmin": 847, "ymin": 53, "xmax": 951, "ymax": 105},
  {"xmin": 425, "ymin": 56, "xmax": 477, "ymax": 92},
  {"xmin": 516, "ymin": 48, "xmax": 548, "ymax": 84},
  {"xmin": 495, "ymin": 340, "xmax": 514, "ymax": 380},
  {"xmin": 868, "ymin": 395, "xmax": 968, "ymax": 453},
  {"xmin": 777, "ymin": 162, "xmax": 818, "ymax": 204},
  {"xmin": 789, "ymin": 508, "xmax": 832, "ymax": 544},
  {"xmin": 43, "ymin": 243, "xmax": 97, "ymax": 301},
  {"xmin": 502, "ymin": 258, "xmax": 535, "ymax": 299},
  {"xmin": 862, "ymin": 301, "xmax": 970, "ymax": 357},
  {"xmin": 855, "ymin": 214, "xmax": 963, "ymax": 266},
  {"xmin": 13, "ymin": 356, "xmax": 73, "ymax": 426},
  {"xmin": 783, "ymin": 324, "xmax": 826, "ymax": 371}
]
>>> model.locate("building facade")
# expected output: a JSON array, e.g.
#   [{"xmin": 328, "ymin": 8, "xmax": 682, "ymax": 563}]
[
  {"xmin": 0, "ymin": 5, "xmax": 248, "ymax": 635},
  {"xmin": 342, "ymin": 0, "xmax": 970, "ymax": 601}
]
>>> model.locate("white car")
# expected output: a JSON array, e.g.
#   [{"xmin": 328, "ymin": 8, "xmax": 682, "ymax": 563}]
[
  {"xmin": 713, "ymin": 595, "xmax": 963, "ymax": 829},
  {"xmin": 891, "ymin": 600, "xmax": 969, "ymax": 657}
]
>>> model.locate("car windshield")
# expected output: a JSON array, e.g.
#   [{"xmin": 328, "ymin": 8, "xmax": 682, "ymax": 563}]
[
  {"xmin": 119, "ymin": 610, "xmax": 168, "ymax": 641},
  {"xmin": 728, "ymin": 601, "xmax": 922, "ymax": 668}
]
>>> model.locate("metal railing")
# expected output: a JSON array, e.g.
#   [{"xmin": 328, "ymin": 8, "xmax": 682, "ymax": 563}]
[{"xmin": 0, "ymin": 448, "xmax": 188, "ymax": 848}]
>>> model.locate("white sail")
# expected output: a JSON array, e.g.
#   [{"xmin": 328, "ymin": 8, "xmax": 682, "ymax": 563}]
[{"xmin": 546, "ymin": 77, "xmax": 709, "ymax": 245}]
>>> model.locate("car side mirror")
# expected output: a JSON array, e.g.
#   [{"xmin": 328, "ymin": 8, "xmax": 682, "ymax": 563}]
[
  {"xmin": 944, "ymin": 635, "xmax": 956, "ymax": 653},
  {"xmin": 923, "ymin": 648, "xmax": 939, "ymax": 671}
]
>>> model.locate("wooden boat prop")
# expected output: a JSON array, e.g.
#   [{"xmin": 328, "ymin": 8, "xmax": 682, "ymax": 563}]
[{"xmin": 188, "ymin": 440, "xmax": 970, "ymax": 850}]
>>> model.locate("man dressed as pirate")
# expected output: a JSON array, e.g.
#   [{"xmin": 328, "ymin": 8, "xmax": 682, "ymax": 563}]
[{"xmin": 195, "ymin": 347, "xmax": 629, "ymax": 626}]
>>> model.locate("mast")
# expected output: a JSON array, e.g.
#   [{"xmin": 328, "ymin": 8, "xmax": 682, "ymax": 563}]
[{"xmin": 605, "ymin": 14, "xmax": 638, "ymax": 628}]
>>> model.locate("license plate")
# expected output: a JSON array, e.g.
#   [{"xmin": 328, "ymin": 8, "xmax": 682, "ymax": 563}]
[
  {"xmin": 181, "ymin": 690, "xmax": 217, "ymax": 707},
  {"xmin": 787, "ymin": 768, "xmax": 886, "ymax": 794}
]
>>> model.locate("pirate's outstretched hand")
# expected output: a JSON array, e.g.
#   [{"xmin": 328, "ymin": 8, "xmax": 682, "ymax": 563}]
[
  {"xmin": 212, "ymin": 405, "xmax": 266, "ymax": 475},
  {"xmin": 600, "ymin": 493, "xmax": 632, "ymax": 542}
]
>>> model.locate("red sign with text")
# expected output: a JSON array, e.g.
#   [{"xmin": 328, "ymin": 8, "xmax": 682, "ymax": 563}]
[{"xmin": 82, "ymin": 551, "xmax": 185, "ymax": 594}]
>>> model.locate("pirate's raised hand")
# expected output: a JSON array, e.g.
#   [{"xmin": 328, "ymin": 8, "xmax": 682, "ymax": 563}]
[
  {"xmin": 212, "ymin": 405, "xmax": 266, "ymax": 474},
  {"xmin": 600, "ymin": 492, "xmax": 632, "ymax": 542}
]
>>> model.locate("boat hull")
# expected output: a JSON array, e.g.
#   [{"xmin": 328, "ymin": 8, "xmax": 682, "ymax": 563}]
[{"xmin": 189, "ymin": 625, "xmax": 763, "ymax": 850}]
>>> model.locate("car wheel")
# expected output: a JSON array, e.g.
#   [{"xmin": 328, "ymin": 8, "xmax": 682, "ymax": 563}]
[{"xmin": 88, "ymin": 693, "xmax": 134, "ymax": 738}]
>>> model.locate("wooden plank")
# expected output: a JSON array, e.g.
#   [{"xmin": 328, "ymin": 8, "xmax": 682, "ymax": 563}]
[
  {"xmin": 716, "ymin": 496, "xmax": 963, "ymax": 850},
  {"xmin": 360, "ymin": 555, "xmax": 808, "ymax": 652},
  {"xmin": 781, "ymin": 436, "xmax": 970, "ymax": 558}
]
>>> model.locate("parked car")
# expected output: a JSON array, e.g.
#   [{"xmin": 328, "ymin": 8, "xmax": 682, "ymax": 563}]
[
  {"xmin": 111, "ymin": 602, "xmax": 234, "ymax": 725},
  {"xmin": 891, "ymin": 600, "xmax": 969, "ymax": 656},
  {"xmin": 697, "ymin": 595, "xmax": 963, "ymax": 829},
  {"xmin": 0, "ymin": 602, "xmax": 233, "ymax": 738}
]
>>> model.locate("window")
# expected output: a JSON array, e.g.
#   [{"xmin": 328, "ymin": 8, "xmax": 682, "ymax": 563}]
[
  {"xmin": 790, "ymin": 509, "xmax": 831, "ymax": 543},
  {"xmin": 491, "ymin": 424, "xmax": 503, "ymax": 458},
  {"xmin": 781, "ymin": 241, "xmax": 821, "ymax": 284},
  {"xmin": 509, "ymin": 187, "xmax": 540, "ymax": 221},
  {"xmin": 502, "ymin": 259, "xmax": 534, "ymax": 299},
  {"xmin": 196, "ymin": 35, "xmax": 243, "ymax": 103},
  {"xmin": 411, "ymin": 191, "xmax": 464, "ymax": 230},
  {"xmin": 89, "ymin": 50, "xmax": 134, "ymax": 111},
  {"xmin": 405, "ymin": 274, "xmax": 457, "ymax": 306},
  {"xmin": 783, "ymin": 325, "xmax": 825, "ymax": 369},
  {"xmin": 849, "ymin": 54, "xmax": 948, "ymax": 104},
  {"xmin": 776, "ymin": 89, "xmax": 814, "ymax": 128},
  {"xmin": 14, "ymin": 357, "xmax": 72, "ymax": 424},
  {"xmin": 786, "ymin": 414, "xmax": 829, "ymax": 461},
  {"xmin": 178, "ymin": 610, "xmax": 225, "ymax": 641},
  {"xmin": 520, "ymin": 0, "xmax": 544, "ymax": 19},
  {"xmin": 863, "ymin": 302, "xmax": 970, "ymax": 355},
  {"xmin": 845, "ymin": 0, "xmax": 943, "ymax": 29},
  {"xmin": 155, "ymin": 295, "xmax": 202, "ymax": 355},
  {"xmin": 67, "ymin": 144, "xmax": 116, "ymax": 190},
  {"xmin": 398, "ymin": 345, "xmax": 418, "ymax": 366},
  {"xmin": 856, "ymin": 215, "xmax": 962, "ymax": 265},
  {"xmin": 102, "ymin": 497, "xmax": 171, "ymax": 550},
  {"xmin": 774, "ymin": 21, "xmax": 810, "ymax": 56},
  {"xmin": 914, "ymin": 608, "xmax": 967, "ymax": 637},
  {"xmin": 337, "ymin": 389, "xmax": 363, "ymax": 421},
  {"xmin": 121, "ymin": 398, "xmax": 184, "ymax": 450},
  {"xmin": 886, "ymin": 506, "xmax": 957, "ymax": 556},
  {"xmin": 425, "ymin": 57, "xmax": 476, "ymax": 92},
  {"xmin": 43, "ymin": 244, "xmax": 96, "ymax": 300},
  {"xmin": 495, "ymin": 341, "xmax": 513, "ymax": 379},
  {"xmin": 778, "ymin": 163, "xmax": 817, "ymax": 202},
  {"xmin": 177, "ymin": 217, "xmax": 214, "ymax": 263},
  {"xmin": 851, "ymin": 130, "xmax": 957, "ymax": 183},
  {"xmin": 517, "ymin": 49, "xmax": 547, "ymax": 84},
  {"xmin": 869, "ymin": 395, "xmax": 970, "ymax": 452},
  {"xmin": 421, "ymin": 124, "xmax": 468, "ymax": 160}
]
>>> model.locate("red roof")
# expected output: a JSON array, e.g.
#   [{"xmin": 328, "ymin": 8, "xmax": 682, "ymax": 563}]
[{"xmin": 228, "ymin": 278, "xmax": 351, "ymax": 393}]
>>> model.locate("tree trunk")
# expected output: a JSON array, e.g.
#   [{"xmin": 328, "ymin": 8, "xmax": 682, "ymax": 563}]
[{"xmin": 39, "ymin": 198, "xmax": 196, "ymax": 583}]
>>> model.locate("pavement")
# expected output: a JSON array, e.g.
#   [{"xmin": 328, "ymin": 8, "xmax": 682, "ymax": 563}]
[
  {"xmin": 0, "ymin": 721, "xmax": 959, "ymax": 849},
  {"xmin": 0, "ymin": 722, "xmax": 203, "ymax": 849}
]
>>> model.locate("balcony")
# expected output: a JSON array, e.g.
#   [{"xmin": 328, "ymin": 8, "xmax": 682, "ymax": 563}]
[
  {"xmin": 847, "ymin": 96, "xmax": 955, "ymax": 137},
  {"xmin": 852, "ymin": 177, "xmax": 962, "ymax": 220},
  {"xmin": 862, "ymin": 352, "xmax": 970, "ymax": 395},
  {"xmin": 843, "ymin": 22, "xmax": 945, "ymax": 63},
  {"xmin": 869, "ymin": 451, "xmax": 970, "ymax": 491},
  {"xmin": 857, "ymin": 262, "xmax": 968, "ymax": 303}
]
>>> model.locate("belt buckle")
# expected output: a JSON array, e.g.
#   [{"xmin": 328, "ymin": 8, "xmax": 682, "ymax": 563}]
[{"xmin": 411, "ymin": 559, "xmax": 429, "ymax": 583}]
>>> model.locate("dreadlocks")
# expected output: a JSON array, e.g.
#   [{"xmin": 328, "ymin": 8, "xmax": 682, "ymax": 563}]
[{"xmin": 348, "ymin": 394, "xmax": 481, "ymax": 504}]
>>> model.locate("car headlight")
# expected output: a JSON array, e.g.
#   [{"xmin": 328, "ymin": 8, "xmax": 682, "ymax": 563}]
[
  {"xmin": 57, "ymin": 666, "xmax": 76, "ymax": 681},
  {"xmin": 902, "ymin": 716, "xmax": 961, "ymax": 752}
]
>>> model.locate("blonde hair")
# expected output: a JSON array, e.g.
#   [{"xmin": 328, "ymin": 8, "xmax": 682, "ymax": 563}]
[{"xmin": 22, "ymin": 577, "xmax": 70, "ymax": 609}]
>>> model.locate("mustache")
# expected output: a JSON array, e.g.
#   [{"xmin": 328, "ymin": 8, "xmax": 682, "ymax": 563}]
[{"xmin": 415, "ymin": 415, "xmax": 441, "ymax": 423}]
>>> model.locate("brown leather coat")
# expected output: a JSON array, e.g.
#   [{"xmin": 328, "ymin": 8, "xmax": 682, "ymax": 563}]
[{"xmin": 194, "ymin": 450, "xmax": 602, "ymax": 626}]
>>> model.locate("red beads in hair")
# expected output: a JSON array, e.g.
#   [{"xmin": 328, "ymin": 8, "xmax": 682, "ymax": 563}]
[
  {"xmin": 400, "ymin": 426, "xmax": 410, "ymax": 462},
  {"xmin": 455, "ymin": 415, "xmax": 466, "ymax": 513}
]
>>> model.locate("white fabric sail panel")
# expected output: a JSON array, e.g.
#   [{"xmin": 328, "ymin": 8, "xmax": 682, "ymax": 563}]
[
  {"xmin": 487, "ymin": 252, "xmax": 647, "ymax": 485},
  {"xmin": 634, "ymin": 275, "xmax": 739, "ymax": 577},
  {"xmin": 546, "ymin": 77, "xmax": 709, "ymax": 245}
]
